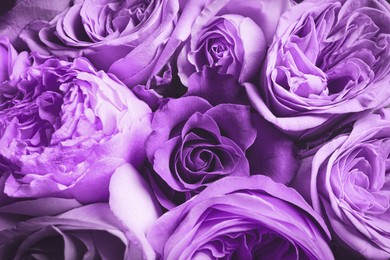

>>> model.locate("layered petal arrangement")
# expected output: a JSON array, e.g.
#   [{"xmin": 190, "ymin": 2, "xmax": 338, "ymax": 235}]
[
  {"xmin": 0, "ymin": 203, "xmax": 131, "ymax": 259},
  {"xmin": 145, "ymin": 96, "xmax": 297, "ymax": 209},
  {"xmin": 247, "ymin": 0, "xmax": 390, "ymax": 138},
  {"xmin": 21, "ymin": 0, "xmax": 179, "ymax": 85},
  {"xmin": 0, "ymin": 50, "xmax": 151, "ymax": 203},
  {"xmin": 293, "ymin": 110, "xmax": 390, "ymax": 258},
  {"xmin": 148, "ymin": 176, "xmax": 333, "ymax": 259},
  {"xmin": 0, "ymin": 0, "xmax": 389, "ymax": 259},
  {"xmin": 175, "ymin": 0, "xmax": 290, "ymax": 85}
]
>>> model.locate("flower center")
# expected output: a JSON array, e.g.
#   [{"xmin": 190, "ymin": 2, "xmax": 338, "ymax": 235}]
[{"xmin": 208, "ymin": 39, "xmax": 229, "ymax": 66}]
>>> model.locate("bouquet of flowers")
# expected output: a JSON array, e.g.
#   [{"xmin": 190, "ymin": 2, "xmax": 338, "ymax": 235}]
[{"xmin": 0, "ymin": 0, "xmax": 389, "ymax": 259}]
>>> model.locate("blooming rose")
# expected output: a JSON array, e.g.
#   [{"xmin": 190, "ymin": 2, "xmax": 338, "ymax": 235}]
[
  {"xmin": 145, "ymin": 96, "xmax": 298, "ymax": 209},
  {"xmin": 0, "ymin": 54, "xmax": 151, "ymax": 203},
  {"xmin": 148, "ymin": 175, "xmax": 333, "ymax": 259},
  {"xmin": 174, "ymin": 0, "xmax": 291, "ymax": 85},
  {"xmin": 246, "ymin": 0, "xmax": 390, "ymax": 138},
  {"xmin": 1, "ymin": 204, "xmax": 131, "ymax": 259},
  {"xmin": 177, "ymin": 14, "xmax": 266, "ymax": 85},
  {"xmin": 0, "ymin": 0, "xmax": 72, "ymax": 45},
  {"xmin": 292, "ymin": 110, "xmax": 390, "ymax": 258},
  {"xmin": 0, "ymin": 163, "xmax": 160, "ymax": 259},
  {"xmin": 20, "ymin": 0, "xmax": 179, "ymax": 86}
]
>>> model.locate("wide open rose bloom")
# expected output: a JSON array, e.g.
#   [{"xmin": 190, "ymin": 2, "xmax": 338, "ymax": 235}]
[
  {"xmin": 0, "ymin": 54, "xmax": 151, "ymax": 203},
  {"xmin": 292, "ymin": 110, "xmax": 390, "ymax": 258},
  {"xmin": 148, "ymin": 175, "xmax": 333, "ymax": 259},
  {"xmin": 145, "ymin": 96, "xmax": 297, "ymax": 209},
  {"xmin": 20, "ymin": 0, "xmax": 179, "ymax": 86},
  {"xmin": 246, "ymin": 0, "xmax": 390, "ymax": 138}
]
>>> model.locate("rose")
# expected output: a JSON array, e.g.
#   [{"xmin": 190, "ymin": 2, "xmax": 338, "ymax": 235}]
[
  {"xmin": 147, "ymin": 175, "xmax": 334, "ymax": 259},
  {"xmin": 246, "ymin": 0, "xmax": 390, "ymax": 139},
  {"xmin": 20, "ymin": 0, "xmax": 179, "ymax": 86},
  {"xmin": 0, "ymin": 203, "xmax": 151, "ymax": 259},
  {"xmin": 1, "ymin": 204, "xmax": 131, "ymax": 259},
  {"xmin": 176, "ymin": 0, "xmax": 291, "ymax": 86},
  {"xmin": 0, "ymin": 0, "xmax": 72, "ymax": 45},
  {"xmin": 0, "ymin": 163, "xmax": 160, "ymax": 259},
  {"xmin": 145, "ymin": 96, "xmax": 254, "ymax": 209},
  {"xmin": 292, "ymin": 110, "xmax": 390, "ymax": 258},
  {"xmin": 145, "ymin": 96, "xmax": 298, "ymax": 209},
  {"xmin": 177, "ymin": 13, "xmax": 266, "ymax": 85},
  {"xmin": 150, "ymin": 0, "xmax": 291, "ymax": 85},
  {"xmin": 0, "ymin": 54, "xmax": 151, "ymax": 203}
]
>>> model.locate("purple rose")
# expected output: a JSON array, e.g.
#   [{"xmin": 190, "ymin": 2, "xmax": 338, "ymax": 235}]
[
  {"xmin": 0, "ymin": 54, "xmax": 151, "ymax": 203},
  {"xmin": 0, "ymin": 203, "xmax": 146, "ymax": 259},
  {"xmin": 145, "ymin": 96, "xmax": 298, "ymax": 209},
  {"xmin": 0, "ymin": 163, "xmax": 160, "ymax": 259},
  {"xmin": 177, "ymin": 14, "xmax": 266, "ymax": 85},
  {"xmin": 20, "ymin": 0, "xmax": 179, "ymax": 86},
  {"xmin": 246, "ymin": 0, "xmax": 390, "ymax": 138},
  {"xmin": 0, "ymin": 0, "xmax": 72, "ymax": 45},
  {"xmin": 148, "ymin": 175, "xmax": 333, "ymax": 259},
  {"xmin": 292, "ymin": 110, "xmax": 390, "ymax": 258},
  {"xmin": 173, "ymin": 0, "xmax": 291, "ymax": 85},
  {"xmin": 143, "ymin": 0, "xmax": 291, "ymax": 93}
]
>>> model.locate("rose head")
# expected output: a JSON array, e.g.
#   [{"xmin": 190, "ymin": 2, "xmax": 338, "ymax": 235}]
[
  {"xmin": 0, "ymin": 157, "xmax": 160, "ymax": 260},
  {"xmin": 0, "ymin": 203, "xmax": 146, "ymax": 259},
  {"xmin": 21, "ymin": 0, "xmax": 179, "ymax": 86},
  {"xmin": 148, "ymin": 175, "xmax": 333, "ymax": 259},
  {"xmin": 247, "ymin": 0, "xmax": 390, "ymax": 138},
  {"xmin": 145, "ymin": 96, "xmax": 255, "ymax": 208},
  {"xmin": 174, "ymin": 0, "xmax": 292, "ymax": 86},
  {"xmin": 0, "ymin": 55, "xmax": 151, "ymax": 203},
  {"xmin": 145, "ymin": 96, "xmax": 299, "ymax": 209},
  {"xmin": 177, "ymin": 14, "xmax": 266, "ymax": 85},
  {"xmin": 292, "ymin": 110, "xmax": 390, "ymax": 258}
]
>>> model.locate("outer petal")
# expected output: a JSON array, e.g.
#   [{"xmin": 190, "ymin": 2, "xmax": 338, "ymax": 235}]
[
  {"xmin": 247, "ymin": 114, "xmax": 298, "ymax": 184},
  {"xmin": 148, "ymin": 175, "xmax": 332, "ymax": 260},
  {"xmin": 109, "ymin": 163, "xmax": 160, "ymax": 260},
  {"xmin": 205, "ymin": 103, "xmax": 256, "ymax": 150},
  {"xmin": 186, "ymin": 68, "xmax": 247, "ymax": 106}
]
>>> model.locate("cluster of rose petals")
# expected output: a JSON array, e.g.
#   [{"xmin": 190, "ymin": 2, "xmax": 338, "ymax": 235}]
[
  {"xmin": 177, "ymin": 14, "xmax": 266, "ymax": 85},
  {"xmin": 0, "ymin": 163, "xmax": 160, "ymax": 259},
  {"xmin": 293, "ymin": 110, "xmax": 390, "ymax": 258},
  {"xmin": 0, "ymin": 0, "xmax": 389, "ymax": 258},
  {"xmin": 0, "ymin": 203, "xmax": 130, "ymax": 259},
  {"xmin": 146, "ymin": 95, "xmax": 298, "ymax": 210},
  {"xmin": 145, "ymin": 96, "xmax": 255, "ymax": 208},
  {"xmin": 247, "ymin": 0, "xmax": 390, "ymax": 138},
  {"xmin": 174, "ymin": 0, "xmax": 291, "ymax": 86},
  {"xmin": 21, "ymin": 0, "xmax": 179, "ymax": 86},
  {"xmin": 0, "ymin": 54, "xmax": 151, "ymax": 203},
  {"xmin": 148, "ymin": 175, "xmax": 333, "ymax": 259}
]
